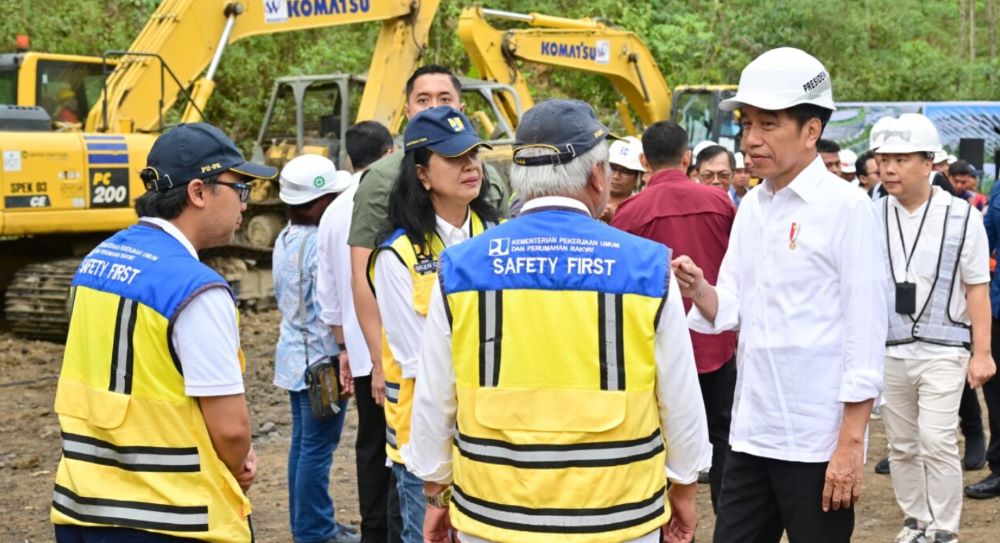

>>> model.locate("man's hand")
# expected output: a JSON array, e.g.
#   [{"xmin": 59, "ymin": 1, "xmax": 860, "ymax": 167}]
[
  {"xmin": 671, "ymin": 256, "xmax": 707, "ymax": 299},
  {"xmin": 423, "ymin": 502, "xmax": 454, "ymax": 543},
  {"xmin": 339, "ymin": 351, "xmax": 355, "ymax": 398},
  {"xmin": 664, "ymin": 482, "xmax": 697, "ymax": 543},
  {"xmin": 236, "ymin": 445, "xmax": 257, "ymax": 492},
  {"xmin": 371, "ymin": 361, "xmax": 386, "ymax": 407},
  {"xmin": 968, "ymin": 352, "xmax": 997, "ymax": 389},
  {"xmin": 822, "ymin": 438, "xmax": 864, "ymax": 512}
]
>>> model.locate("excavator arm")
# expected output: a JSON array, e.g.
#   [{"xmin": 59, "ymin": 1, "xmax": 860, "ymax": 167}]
[
  {"xmin": 87, "ymin": 0, "xmax": 439, "ymax": 134},
  {"xmin": 458, "ymin": 6, "xmax": 671, "ymax": 134}
]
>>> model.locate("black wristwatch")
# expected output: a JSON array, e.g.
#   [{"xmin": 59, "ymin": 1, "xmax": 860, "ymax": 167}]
[{"xmin": 337, "ymin": 343, "xmax": 347, "ymax": 352}]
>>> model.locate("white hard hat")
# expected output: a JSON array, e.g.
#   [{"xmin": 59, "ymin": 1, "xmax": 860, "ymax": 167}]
[
  {"xmin": 874, "ymin": 113, "xmax": 942, "ymax": 155},
  {"xmin": 279, "ymin": 154, "xmax": 353, "ymax": 205},
  {"xmin": 932, "ymin": 150, "xmax": 948, "ymax": 164},
  {"xmin": 734, "ymin": 152, "xmax": 746, "ymax": 169},
  {"xmin": 720, "ymin": 47, "xmax": 836, "ymax": 112},
  {"xmin": 839, "ymin": 149, "xmax": 858, "ymax": 173},
  {"xmin": 608, "ymin": 136, "xmax": 644, "ymax": 172},
  {"xmin": 869, "ymin": 116, "xmax": 893, "ymax": 151},
  {"xmin": 947, "ymin": 154, "xmax": 957, "ymax": 164},
  {"xmin": 692, "ymin": 140, "xmax": 718, "ymax": 162}
]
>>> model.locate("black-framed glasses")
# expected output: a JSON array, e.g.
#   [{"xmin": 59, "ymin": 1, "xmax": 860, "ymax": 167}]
[{"xmin": 211, "ymin": 180, "xmax": 251, "ymax": 203}]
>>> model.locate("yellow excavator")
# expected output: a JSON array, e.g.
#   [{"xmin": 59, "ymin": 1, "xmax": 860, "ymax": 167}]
[
  {"xmin": 1, "ymin": 0, "xmax": 441, "ymax": 340},
  {"xmin": 458, "ymin": 7, "xmax": 739, "ymax": 147}
]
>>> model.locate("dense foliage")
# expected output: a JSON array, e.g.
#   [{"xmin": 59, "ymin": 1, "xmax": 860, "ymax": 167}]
[{"xmin": 1, "ymin": 0, "xmax": 997, "ymax": 148}]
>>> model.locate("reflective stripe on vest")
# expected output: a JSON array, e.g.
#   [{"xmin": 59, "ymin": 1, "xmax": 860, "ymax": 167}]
[
  {"xmin": 109, "ymin": 298, "xmax": 138, "ymax": 394},
  {"xmin": 61, "ymin": 432, "xmax": 200, "ymax": 472},
  {"xmin": 53, "ymin": 484, "xmax": 209, "ymax": 533},
  {"xmin": 371, "ymin": 212, "xmax": 493, "ymax": 464},
  {"xmin": 438, "ymin": 209, "xmax": 671, "ymax": 543},
  {"xmin": 880, "ymin": 196, "xmax": 972, "ymax": 348}
]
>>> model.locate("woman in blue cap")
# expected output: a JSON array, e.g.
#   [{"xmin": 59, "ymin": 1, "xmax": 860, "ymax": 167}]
[{"xmin": 369, "ymin": 106, "xmax": 499, "ymax": 543}]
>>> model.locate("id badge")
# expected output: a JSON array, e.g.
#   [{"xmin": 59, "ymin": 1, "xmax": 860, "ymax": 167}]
[{"xmin": 895, "ymin": 282, "xmax": 917, "ymax": 314}]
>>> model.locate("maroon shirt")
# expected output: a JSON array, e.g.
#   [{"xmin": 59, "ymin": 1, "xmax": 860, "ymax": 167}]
[{"xmin": 611, "ymin": 168, "xmax": 738, "ymax": 374}]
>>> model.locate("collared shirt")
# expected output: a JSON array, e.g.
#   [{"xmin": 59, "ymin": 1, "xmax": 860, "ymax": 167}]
[
  {"xmin": 883, "ymin": 187, "xmax": 989, "ymax": 360},
  {"xmin": 612, "ymin": 169, "xmax": 738, "ymax": 374},
  {"xmin": 273, "ymin": 224, "xmax": 339, "ymax": 391},
  {"xmin": 689, "ymin": 156, "xmax": 888, "ymax": 462},
  {"xmin": 986, "ymin": 182, "xmax": 1000, "ymax": 317},
  {"xmin": 141, "ymin": 217, "xmax": 244, "ymax": 397},
  {"xmin": 405, "ymin": 195, "xmax": 712, "ymax": 485},
  {"xmin": 316, "ymin": 175, "xmax": 373, "ymax": 376},
  {"xmin": 373, "ymin": 211, "xmax": 473, "ymax": 379}
]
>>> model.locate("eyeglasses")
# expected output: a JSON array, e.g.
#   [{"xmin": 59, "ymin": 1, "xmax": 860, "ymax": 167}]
[
  {"xmin": 212, "ymin": 180, "xmax": 251, "ymax": 203},
  {"xmin": 699, "ymin": 171, "xmax": 733, "ymax": 182}
]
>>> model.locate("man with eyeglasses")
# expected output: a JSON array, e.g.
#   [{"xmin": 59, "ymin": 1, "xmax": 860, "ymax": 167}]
[
  {"xmin": 51, "ymin": 123, "xmax": 277, "ymax": 543},
  {"xmin": 695, "ymin": 145, "xmax": 737, "ymax": 194},
  {"xmin": 611, "ymin": 120, "xmax": 738, "ymax": 513}
]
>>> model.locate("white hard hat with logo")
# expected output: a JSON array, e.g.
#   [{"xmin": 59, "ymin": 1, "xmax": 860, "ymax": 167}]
[
  {"xmin": 839, "ymin": 149, "xmax": 858, "ymax": 173},
  {"xmin": 279, "ymin": 154, "xmax": 353, "ymax": 205},
  {"xmin": 873, "ymin": 113, "xmax": 942, "ymax": 155},
  {"xmin": 609, "ymin": 136, "xmax": 644, "ymax": 172},
  {"xmin": 868, "ymin": 116, "xmax": 894, "ymax": 151},
  {"xmin": 720, "ymin": 47, "xmax": 836, "ymax": 112}
]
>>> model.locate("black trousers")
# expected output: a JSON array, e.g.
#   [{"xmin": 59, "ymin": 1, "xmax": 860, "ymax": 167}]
[
  {"xmin": 55, "ymin": 525, "xmax": 205, "ymax": 542},
  {"xmin": 959, "ymin": 382, "xmax": 984, "ymax": 438},
  {"xmin": 354, "ymin": 375, "xmax": 402, "ymax": 543},
  {"xmin": 697, "ymin": 355, "xmax": 736, "ymax": 512},
  {"xmin": 985, "ymin": 320, "xmax": 1000, "ymax": 473},
  {"xmin": 713, "ymin": 451, "xmax": 854, "ymax": 543}
]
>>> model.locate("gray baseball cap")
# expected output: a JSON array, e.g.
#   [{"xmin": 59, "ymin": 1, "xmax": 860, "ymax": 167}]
[{"xmin": 513, "ymin": 99, "xmax": 620, "ymax": 166}]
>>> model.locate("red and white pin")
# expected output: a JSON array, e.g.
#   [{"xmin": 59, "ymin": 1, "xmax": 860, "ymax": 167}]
[{"xmin": 789, "ymin": 222, "xmax": 801, "ymax": 250}]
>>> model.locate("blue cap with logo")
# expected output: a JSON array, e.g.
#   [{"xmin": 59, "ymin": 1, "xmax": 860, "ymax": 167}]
[
  {"xmin": 141, "ymin": 122, "xmax": 278, "ymax": 192},
  {"xmin": 403, "ymin": 106, "xmax": 492, "ymax": 157},
  {"xmin": 513, "ymin": 99, "xmax": 620, "ymax": 166}
]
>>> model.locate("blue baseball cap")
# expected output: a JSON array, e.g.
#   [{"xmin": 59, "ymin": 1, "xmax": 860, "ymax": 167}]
[
  {"xmin": 403, "ymin": 106, "xmax": 492, "ymax": 157},
  {"xmin": 513, "ymin": 99, "xmax": 620, "ymax": 166},
  {"xmin": 141, "ymin": 122, "xmax": 277, "ymax": 192}
]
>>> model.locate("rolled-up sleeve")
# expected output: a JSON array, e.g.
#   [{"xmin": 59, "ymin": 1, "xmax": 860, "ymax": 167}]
[
  {"xmin": 837, "ymin": 199, "xmax": 888, "ymax": 403},
  {"xmin": 658, "ymin": 275, "xmax": 713, "ymax": 484},
  {"xmin": 403, "ymin": 281, "xmax": 457, "ymax": 483}
]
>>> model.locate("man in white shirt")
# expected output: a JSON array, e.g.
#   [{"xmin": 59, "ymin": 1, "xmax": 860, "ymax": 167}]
[
  {"xmin": 316, "ymin": 120, "xmax": 396, "ymax": 543},
  {"xmin": 673, "ymin": 48, "xmax": 888, "ymax": 542},
  {"xmin": 872, "ymin": 113, "xmax": 995, "ymax": 543}
]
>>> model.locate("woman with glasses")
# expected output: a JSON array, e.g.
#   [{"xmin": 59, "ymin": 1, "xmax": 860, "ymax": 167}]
[
  {"xmin": 369, "ymin": 106, "xmax": 500, "ymax": 543},
  {"xmin": 272, "ymin": 154, "xmax": 361, "ymax": 543},
  {"xmin": 695, "ymin": 145, "xmax": 737, "ymax": 194}
]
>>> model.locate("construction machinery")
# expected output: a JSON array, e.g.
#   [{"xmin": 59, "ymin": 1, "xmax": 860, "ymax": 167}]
[{"xmin": 1, "ymin": 0, "xmax": 441, "ymax": 340}]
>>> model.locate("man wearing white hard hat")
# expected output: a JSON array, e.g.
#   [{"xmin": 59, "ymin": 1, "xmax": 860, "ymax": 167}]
[
  {"xmin": 839, "ymin": 148, "xmax": 860, "ymax": 186},
  {"xmin": 600, "ymin": 136, "xmax": 645, "ymax": 222},
  {"xmin": 672, "ymin": 47, "xmax": 888, "ymax": 542},
  {"xmin": 875, "ymin": 113, "xmax": 995, "ymax": 543},
  {"xmin": 273, "ymin": 154, "xmax": 361, "ymax": 543},
  {"xmin": 731, "ymin": 152, "xmax": 750, "ymax": 207}
]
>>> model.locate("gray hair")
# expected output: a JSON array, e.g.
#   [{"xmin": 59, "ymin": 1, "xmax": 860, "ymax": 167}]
[{"xmin": 510, "ymin": 142, "xmax": 610, "ymax": 200}]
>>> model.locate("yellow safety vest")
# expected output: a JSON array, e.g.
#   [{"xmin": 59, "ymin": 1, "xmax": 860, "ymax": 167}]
[
  {"xmin": 370, "ymin": 212, "xmax": 492, "ymax": 464},
  {"xmin": 439, "ymin": 207, "xmax": 672, "ymax": 543},
  {"xmin": 51, "ymin": 224, "xmax": 252, "ymax": 542}
]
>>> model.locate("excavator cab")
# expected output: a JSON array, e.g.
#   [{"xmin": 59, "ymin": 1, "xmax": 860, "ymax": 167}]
[
  {"xmin": 0, "ymin": 51, "xmax": 110, "ymax": 130},
  {"xmin": 671, "ymin": 85, "xmax": 741, "ymax": 152}
]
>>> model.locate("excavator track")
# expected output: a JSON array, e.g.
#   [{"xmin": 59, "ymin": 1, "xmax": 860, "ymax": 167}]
[{"xmin": 4, "ymin": 259, "xmax": 78, "ymax": 342}]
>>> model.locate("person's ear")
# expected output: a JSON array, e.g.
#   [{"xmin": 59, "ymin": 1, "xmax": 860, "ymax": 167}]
[
  {"xmin": 416, "ymin": 164, "xmax": 431, "ymax": 191},
  {"xmin": 639, "ymin": 153, "xmax": 650, "ymax": 172},
  {"xmin": 681, "ymin": 149, "xmax": 692, "ymax": 170},
  {"xmin": 187, "ymin": 179, "xmax": 210, "ymax": 209}
]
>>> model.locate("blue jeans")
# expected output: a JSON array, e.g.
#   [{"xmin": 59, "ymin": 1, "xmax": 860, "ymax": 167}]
[
  {"xmin": 392, "ymin": 462, "xmax": 426, "ymax": 543},
  {"xmin": 288, "ymin": 389, "xmax": 348, "ymax": 543}
]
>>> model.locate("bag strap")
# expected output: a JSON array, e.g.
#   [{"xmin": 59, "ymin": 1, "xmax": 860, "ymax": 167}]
[{"xmin": 297, "ymin": 229, "xmax": 316, "ymax": 371}]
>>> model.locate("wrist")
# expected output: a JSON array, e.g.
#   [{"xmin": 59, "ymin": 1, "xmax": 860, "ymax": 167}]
[{"xmin": 337, "ymin": 342, "xmax": 347, "ymax": 352}]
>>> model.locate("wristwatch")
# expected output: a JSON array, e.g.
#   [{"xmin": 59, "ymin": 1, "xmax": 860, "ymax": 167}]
[{"xmin": 424, "ymin": 485, "xmax": 452, "ymax": 508}]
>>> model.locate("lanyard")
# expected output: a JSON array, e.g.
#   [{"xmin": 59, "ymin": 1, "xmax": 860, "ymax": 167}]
[{"xmin": 887, "ymin": 199, "xmax": 932, "ymax": 282}]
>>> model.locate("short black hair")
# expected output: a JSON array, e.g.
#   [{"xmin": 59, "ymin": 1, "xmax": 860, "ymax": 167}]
[
  {"xmin": 949, "ymin": 159, "xmax": 977, "ymax": 177},
  {"xmin": 785, "ymin": 103, "xmax": 834, "ymax": 133},
  {"xmin": 855, "ymin": 150, "xmax": 875, "ymax": 176},
  {"xmin": 642, "ymin": 121, "xmax": 689, "ymax": 169},
  {"xmin": 816, "ymin": 138, "xmax": 841, "ymax": 154},
  {"xmin": 695, "ymin": 145, "xmax": 735, "ymax": 171},
  {"xmin": 405, "ymin": 65, "xmax": 462, "ymax": 101},
  {"xmin": 345, "ymin": 121, "xmax": 393, "ymax": 171}
]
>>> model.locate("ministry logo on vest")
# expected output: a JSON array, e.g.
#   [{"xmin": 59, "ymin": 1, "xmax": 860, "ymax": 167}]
[{"xmin": 489, "ymin": 238, "xmax": 510, "ymax": 257}]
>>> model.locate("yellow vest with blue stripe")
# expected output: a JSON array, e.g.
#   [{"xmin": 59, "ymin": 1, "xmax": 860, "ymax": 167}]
[
  {"xmin": 51, "ymin": 222, "xmax": 252, "ymax": 542},
  {"xmin": 371, "ymin": 212, "xmax": 492, "ymax": 464},
  {"xmin": 438, "ymin": 206, "xmax": 672, "ymax": 543}
]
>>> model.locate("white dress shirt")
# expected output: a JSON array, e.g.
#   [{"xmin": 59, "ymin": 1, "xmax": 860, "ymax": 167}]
[
  {"xmin": 404, "ymin": 197, "xmax": 711, "ymax": 543},
  {"xmin": 317, "ymin": 175, "xmax": 373, "ymax": 376},
  {"xmin": 883, "ymin": 186, "xmax": 990, "ymax": 360},
  {"xmin": 373, "ymin": 211, "xmax": 473, "ymax": 379},
  {"xmin": 689, "ymin": 156, "xmax": 888, "ymax": 462},
  {"xmin": 141, "ymin": 217, "xmax": 244, "ymax": 397}
]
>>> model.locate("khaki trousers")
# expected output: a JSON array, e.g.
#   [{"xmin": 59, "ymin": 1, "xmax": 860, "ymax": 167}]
[{"xmin": 883, "ymin": 354, "xmax": 968, "ymax": 536}]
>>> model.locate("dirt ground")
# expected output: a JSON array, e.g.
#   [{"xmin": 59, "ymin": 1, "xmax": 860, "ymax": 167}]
[{"xmin": 2, "ymin": 308, "xmax": 999, "ymax": 542}]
